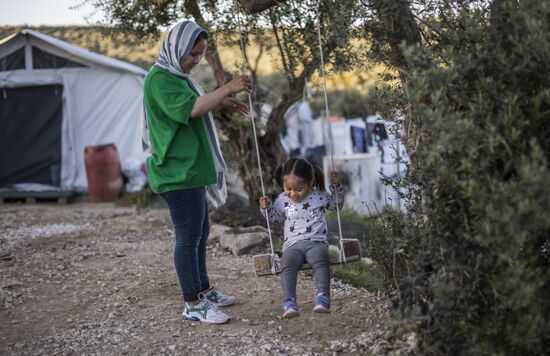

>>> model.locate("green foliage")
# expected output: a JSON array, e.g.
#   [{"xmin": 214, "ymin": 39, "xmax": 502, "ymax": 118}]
[
  {"xmin": 369, "ymin": 0, "xmax": 550, "ymax": 353},
  {"xmin": 326, "ymin": 208, "xmax": 375, "ymax": 242},
  {"xmin": 364, "ymin": 208, "xmax": 416, "ymax": 292},
  {"xmin": 85, "ymin": 0, "xmax": 182, "ymax": 38},
  {"xmin": 362, "ymin": 81, "xmax": 403, "ymax": 121},
  {"xmin": 310, "ymin": 88, "xmax": 370, "ymax": 118}
]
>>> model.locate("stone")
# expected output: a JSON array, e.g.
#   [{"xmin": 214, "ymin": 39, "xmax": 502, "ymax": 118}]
[{"xmin": 219, "ymin": 227, "xmax": 268, "ymax": 256}]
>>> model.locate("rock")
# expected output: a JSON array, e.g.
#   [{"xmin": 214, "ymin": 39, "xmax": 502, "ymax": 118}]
[
  {"xmin": 209, "ymin": 224, "xmax": 232, "ymax": 244},
  {"xmin": 219, "ymin": 228, "xmax": 268, "ymax": 256},
  {"xmin": 330, "ymin": 340, "xmax": 344, "ymax": 352}
]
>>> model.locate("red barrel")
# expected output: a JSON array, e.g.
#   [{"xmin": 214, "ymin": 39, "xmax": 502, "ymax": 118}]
[{"xmin": 84, "ymin": 143, "xmax": 123, "ymax": 202}]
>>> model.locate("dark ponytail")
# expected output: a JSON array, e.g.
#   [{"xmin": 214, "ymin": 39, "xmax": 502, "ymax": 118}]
[{"xmin": 312, "ymin": 165, "xmax": 326, "ymax": 191}]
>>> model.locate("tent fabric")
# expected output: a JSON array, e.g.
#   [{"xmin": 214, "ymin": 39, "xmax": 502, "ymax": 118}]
[
  {"xmin": 0, "ymin": 29, "xmax": 147, "ymax": 192},
  {"xmin": 0, "ymin": 47, "xmax": 25, "ymax": 71},
  {"xmin": 0, "ymin": 29, "xmax": 146, "ymax": 76}
]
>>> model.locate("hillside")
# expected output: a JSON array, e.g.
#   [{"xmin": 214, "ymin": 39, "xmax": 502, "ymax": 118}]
[{"xmin": 0, "ymin": 25, "xmax": 161, "ymax": 70}]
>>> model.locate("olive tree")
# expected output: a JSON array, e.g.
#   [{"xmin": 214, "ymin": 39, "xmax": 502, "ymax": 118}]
[{"xmin": 86, "ymin": 0, "xmax": 364, "ymax": 202}]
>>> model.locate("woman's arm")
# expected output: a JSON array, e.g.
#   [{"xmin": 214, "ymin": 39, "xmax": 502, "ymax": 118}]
[{"xmin": 190, "ymin": 75, "xmax": 251, "ymax": 117}]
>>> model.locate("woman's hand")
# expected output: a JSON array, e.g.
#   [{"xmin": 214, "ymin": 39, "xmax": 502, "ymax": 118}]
[
  {"xmin": 330, "ymin": 171, "xmax": 341, "ymax": 186},
  {"xmin": 221, "ymin": 97, "xmax": 249, "ymax": 116},
  {"xmin": 225, "ymin": 75, "xmax": 252, "ymax": 94},
  {"xmin": 259, "ymin": 196, "xmax": 270, "ymax": 209},
  {"xmin": 191, "ymin": 75, "xmax": 251, "ymax": 118}
]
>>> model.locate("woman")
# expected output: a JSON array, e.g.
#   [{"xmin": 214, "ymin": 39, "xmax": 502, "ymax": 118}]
[{"xmin": 142, "ymin": 20, "xmax": 251, "ymax": 324}]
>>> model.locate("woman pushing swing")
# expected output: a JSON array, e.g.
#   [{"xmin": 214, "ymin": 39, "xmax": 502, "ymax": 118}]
[{"xmin": 142, "ymin": 20, "xmax": 252, "ymax": 324}]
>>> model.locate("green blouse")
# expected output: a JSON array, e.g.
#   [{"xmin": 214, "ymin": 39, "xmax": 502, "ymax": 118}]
[{"xmin": 144, "ymin": 66, "xmax": 216, "ymax": 194}]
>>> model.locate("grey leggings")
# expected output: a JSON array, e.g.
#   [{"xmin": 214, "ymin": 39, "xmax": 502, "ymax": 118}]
[{"xmin": 281, "ymin": 240, "xmax": 330, "ymax": 301}]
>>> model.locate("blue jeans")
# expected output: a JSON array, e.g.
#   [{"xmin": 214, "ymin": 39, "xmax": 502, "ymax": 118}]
[{"xmin": 161, "ymin": 187, "xmax": 210, "ymax": 302}]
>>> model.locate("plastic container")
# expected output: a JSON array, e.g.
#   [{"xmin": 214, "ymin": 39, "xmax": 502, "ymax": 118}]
[{"xmin": 84, "ymin": 143, "xmax": 123, "ymax": 202}]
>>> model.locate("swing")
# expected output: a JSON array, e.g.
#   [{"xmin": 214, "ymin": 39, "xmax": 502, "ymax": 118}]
[
  {"xmin": 252, "ymin": 239, "xmax": 362, "ymax": 276},
  {"xmin": 234, "ymin": 2, "xmax": 362, "ymax": 277}
]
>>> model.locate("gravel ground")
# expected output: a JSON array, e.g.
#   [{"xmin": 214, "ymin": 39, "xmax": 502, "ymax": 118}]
[{"xmin": 0, "ymin": 203, "xmax": 413, "ymax": 355}]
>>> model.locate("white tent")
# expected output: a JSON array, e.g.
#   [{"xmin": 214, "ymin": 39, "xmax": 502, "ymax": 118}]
[{"xmin": 0, "ymin": 29, "xmax": 147, "ymax": 194}]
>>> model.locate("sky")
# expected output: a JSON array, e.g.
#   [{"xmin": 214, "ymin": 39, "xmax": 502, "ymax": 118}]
[{"xmin": 0, "ymin": 0, "xmax": 101, "ymax": 26}]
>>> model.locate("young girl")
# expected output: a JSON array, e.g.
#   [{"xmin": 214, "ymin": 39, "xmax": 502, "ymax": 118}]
[{"xmin": 259, "ymin": 158, "xmax": 344, "ymax": 318}]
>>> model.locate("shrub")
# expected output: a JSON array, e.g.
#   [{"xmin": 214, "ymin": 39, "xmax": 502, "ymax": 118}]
[
  {"xmin": 364, "ymin": 208, "xmax": 415, "ymax": 292},
  {"xmin": 373, "ymin": 0, "xmax": 550, "ymax": 353}
]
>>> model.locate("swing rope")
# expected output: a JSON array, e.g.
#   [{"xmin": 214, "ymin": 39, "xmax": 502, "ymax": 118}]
[
  {"xmin": 315, "ymin": 1, "xmax": 346, "ymax": 263},
  {"xmin": 235, "ymin": 5, "xmax": 277, "ymax": 274},
  {"xmin": 234, "ymin": 0, "xmax": 347, "ymax": 268}
]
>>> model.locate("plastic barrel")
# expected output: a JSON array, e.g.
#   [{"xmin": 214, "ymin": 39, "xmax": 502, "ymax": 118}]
[{"xmin": 84, "ymin": 143, "xmax": 123, "ymax": 202}]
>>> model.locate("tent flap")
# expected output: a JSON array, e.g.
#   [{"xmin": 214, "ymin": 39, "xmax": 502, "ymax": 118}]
[{"xmin": 0, "ymin": 85, "xmax": 63, "ymax": 186}]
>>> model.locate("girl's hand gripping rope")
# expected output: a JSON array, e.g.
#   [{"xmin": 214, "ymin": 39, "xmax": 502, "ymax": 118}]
[
  {"xmin": 330, "ymin": 171, "xmax": 341, "ymax": 186},
  {"xmin": 259, "ymin": 196, "xmax": 270, "ymax": 210}
]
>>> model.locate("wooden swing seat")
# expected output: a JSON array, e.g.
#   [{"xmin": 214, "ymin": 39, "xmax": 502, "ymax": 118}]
[{"xmin": 253, "ymin": 238, "xmax": 362, "ymax": 276}]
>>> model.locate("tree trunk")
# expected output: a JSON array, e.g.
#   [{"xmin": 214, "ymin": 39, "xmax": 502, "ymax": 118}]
[
  {"xmin": 182, "ymin": 0, "xmax": 346, "ymax": 203},
  {"xmin": 184, "ymin": 0, "xmax": 287, "ymax": 204},
  {"xmin": 217, "ymin": 78, "xmax": 307, "ymax": 203},
  {"xmin": 184, "ymin": 0, "xmax": 231, "ymax": 84},
  {"xmin": 368, "ymin": 0, "xmax": 421, "ymax": 75}
]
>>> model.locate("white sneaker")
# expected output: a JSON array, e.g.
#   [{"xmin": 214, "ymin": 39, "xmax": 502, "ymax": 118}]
[
  {"xmin": 182, "ymin": 294, "xmax": 230, "ymax": 324},
  {"xmin": 203, "ymin": 286, "xmax": 236, "ymax": 307}
]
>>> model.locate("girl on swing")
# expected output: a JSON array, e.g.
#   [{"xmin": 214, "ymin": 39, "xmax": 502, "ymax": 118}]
[{"xmin": 259, "ymin": 157, "xmax": 344, "ymax": 318}]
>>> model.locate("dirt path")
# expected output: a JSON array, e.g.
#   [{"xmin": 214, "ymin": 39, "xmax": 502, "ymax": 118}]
[{"xmin": 0, "ymin": 203, "xmax": 401, "ymax": 355}]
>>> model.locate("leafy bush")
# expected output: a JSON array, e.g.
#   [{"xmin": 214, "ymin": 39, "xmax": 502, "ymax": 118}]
[
  {"xmin": 370, "ymin": 0, "xmax": 550, "ymax": 354},
  {"xmin": 364, "ymin": 208, "xmax": 415, "ymax": 292},
  {"xmin": 310, "ymin": 88, "xmax": 370, "ymax": 118}
]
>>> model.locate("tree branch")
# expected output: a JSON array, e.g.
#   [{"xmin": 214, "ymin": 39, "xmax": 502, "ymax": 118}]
[
  {"xmin": 183, "ymin": 0, "xmax": 231, "ymax": 86},
  {"xmin": 270, "ymin": 13, "xmax": 293, "ymax": 83},
  {"xmin": 236, "ymin": 0, "xmax": 288, "ymax": 14}
]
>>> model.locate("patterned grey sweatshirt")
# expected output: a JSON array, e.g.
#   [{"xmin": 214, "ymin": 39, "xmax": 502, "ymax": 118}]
[{"xmin": 264, "ymin": 185, "xmax": 345, "ymax": 251}]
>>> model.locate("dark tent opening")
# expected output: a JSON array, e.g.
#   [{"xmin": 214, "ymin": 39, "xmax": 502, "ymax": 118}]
[{"xmin": 0, "ymin": 85, "xmax": 63, "ymax": 187}]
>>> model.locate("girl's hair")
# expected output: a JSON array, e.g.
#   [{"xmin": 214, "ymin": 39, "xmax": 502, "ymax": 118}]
[{"xmin": 274, "ymin": 158, "xmax": 326, "ymax": 191}]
